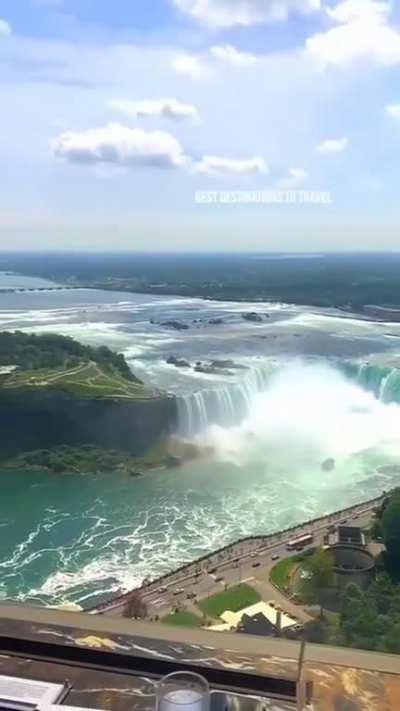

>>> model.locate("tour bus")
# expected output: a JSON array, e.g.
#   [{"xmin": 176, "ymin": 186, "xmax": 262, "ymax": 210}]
[{"xmin": 286, "ymin": 533, "xmax": 314, "ymax": 551}]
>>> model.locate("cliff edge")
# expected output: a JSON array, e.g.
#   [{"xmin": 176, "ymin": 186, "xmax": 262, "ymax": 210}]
[{"xmin": 0, "ymin": 332, "xmax": 177, "ymax": 463}]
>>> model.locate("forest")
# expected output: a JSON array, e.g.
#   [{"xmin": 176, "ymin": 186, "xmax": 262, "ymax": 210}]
[
  {"xmin": 3, "ymin": 251, "xmax": 400, "ymax": 310},
  {"xmin": 0, "ymin": 331, "xmax": 139, "ymax": 382}
]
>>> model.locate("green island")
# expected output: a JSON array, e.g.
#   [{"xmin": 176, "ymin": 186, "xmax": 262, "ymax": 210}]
[
  {"xmin": 0, "ymin": 331, "xmax": 151, "ymax": 399},
  {"xmin": 0, "ymin": 332, "xmax": 178, "ymax": 473}
]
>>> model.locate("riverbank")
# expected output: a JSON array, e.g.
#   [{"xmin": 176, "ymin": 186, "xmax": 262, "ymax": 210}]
[
  {"xmin": 1, "ymin": 444, "xmax": 166, "ymax": 476},
  {"xmin": 7, "ymin": 251, "xmax": 400, "ymax": 313},
  {"xmin": 1, "ymin": 438, "xmax": 212, "ymax": 476},
  {"xmin": 90, "ymin": 491, "xmax": 385, "ymax": 616}
]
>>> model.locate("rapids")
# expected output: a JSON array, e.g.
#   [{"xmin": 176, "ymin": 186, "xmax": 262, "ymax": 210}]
[{"xmin": 1, "ymin": 279, "xmax": 400, "ymax": 607}]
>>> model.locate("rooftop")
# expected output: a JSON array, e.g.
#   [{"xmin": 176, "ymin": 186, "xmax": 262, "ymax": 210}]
[
  {"xmin": 327, "ymin": 525, "xmax": 366, "ymax": 548},
  {"xmin": 217, "ymin": 602, "xmax": 298, "ymax": 631}
]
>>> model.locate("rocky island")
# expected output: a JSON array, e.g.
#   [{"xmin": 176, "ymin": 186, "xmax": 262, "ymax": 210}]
[{"xmin": 0, "ymin": 332, "xmax": 177, "ymax": 473}]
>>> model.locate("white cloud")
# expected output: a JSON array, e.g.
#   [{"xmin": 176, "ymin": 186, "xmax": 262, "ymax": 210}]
[
  {"xmin": 278, "ymin": 167, "xmax": 308, "ymax": 187},
  {"xmin": 386, "ymin": 103, "xmax": 400, "ymax": 119},
  {"xmin": 52, "ymin": 123, "xmax": 189, "ymax": 169},
  {"xmin": 172, "ymin": 52, "xmax": 207, "ymax": 79},
  {"xmin": 306, "ymin": 0, "xmax": 400, "ymax": 68},
  {"xmin": 327, "ymin": 0, "xmax": 386, "ymax": 24},
  {"xmin": 172, "ymin": 45, "xmax": 258, "ymax": 80},
  {"xmin": 172, "ymin": 0, "xmax": 321, "ymax": 27},
  {"xmin": 33, "ymin": 0, "xmax": 63, "ymax": 5},
  {"xmin": 316, "ymin": 137, "xmax": 348, "ymax": 153},
  {"xmin": 0, "ymin": 18, "xmax": 11, "ymax": 36},
  {"xmin": 194, "ymin": 155, "xmax": 268, "ymax": 176},
  {"xmin": 210, "ymin": 44, "xmax": 258, "ymax": 67},
  {"xmin": 109, "ymin": 98, "xmax": 199, "ymax": 121}
]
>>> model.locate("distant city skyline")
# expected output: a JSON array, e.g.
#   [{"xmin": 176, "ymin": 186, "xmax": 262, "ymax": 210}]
[{"xmin": 1, "ymin": 0, "xmax": 400, "ymax": 250}]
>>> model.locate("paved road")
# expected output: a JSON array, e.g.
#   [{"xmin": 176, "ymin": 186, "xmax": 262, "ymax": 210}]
[{"xmin": 99, "ymin": 499, "xmax": 379, "ymax": 619}]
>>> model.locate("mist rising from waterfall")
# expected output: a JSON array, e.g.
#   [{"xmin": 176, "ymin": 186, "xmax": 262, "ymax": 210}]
[{"xmin": 189, "ymin": 362, "xmax": 400, "ymax": 471}]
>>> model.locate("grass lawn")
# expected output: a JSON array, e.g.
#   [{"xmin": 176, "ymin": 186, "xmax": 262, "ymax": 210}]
[
  {"xmin": 161, "ymin": 611, "xmax": 203, "ymax": 628},
  {"xmin": 198, "ymin": 583, "xmax": 260, "ymax": 619},
  {"xmin": 270, "ymin": 549, "xmax": 315, "ymax": 593},
  {"xmin": 4, "ymin": 361, "xmax": 153, "ymax": 400}
]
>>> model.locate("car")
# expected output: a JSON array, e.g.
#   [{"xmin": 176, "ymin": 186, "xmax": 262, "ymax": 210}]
[
  {"xmin": 157, "ymin": 586, "xmax": 168, "ymax": 593},
  {"xmin": 251, "ymin": 561, "xmax": 261, "ymax": 567},
  {"xmin": 173, "ymin": 588, "xmax": 184, "ymax": 595},
  {"xmin": 271, "ymin": 554, "xmax": 280, "ymax": 561},
  {"xmin": 250, "ymin": 552, "xmax": 258, "ymax": 558}
]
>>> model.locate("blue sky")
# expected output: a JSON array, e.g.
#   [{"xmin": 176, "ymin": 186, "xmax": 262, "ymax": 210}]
[{"xmin": 1, "ymin": 0, "xmax": 400, "ymax": 250}]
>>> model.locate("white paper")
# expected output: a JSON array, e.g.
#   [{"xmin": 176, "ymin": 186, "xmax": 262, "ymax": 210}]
[
  {"xmin": 0, "ymin": 676, "xmax": 65, "ymax": 706},
  {"xmin": 39, "ymin": 705, "xmax": 106, "ymax": 711}
]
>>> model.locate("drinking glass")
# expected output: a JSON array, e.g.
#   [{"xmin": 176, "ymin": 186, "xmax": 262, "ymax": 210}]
[{"xmin": 157, "ymin": 672, "xmax": 210, "ymax": 711}]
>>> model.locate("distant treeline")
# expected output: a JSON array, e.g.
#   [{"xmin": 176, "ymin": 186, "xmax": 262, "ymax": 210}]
[
  {"xmin": 0, "ymin": 331, "xmax": 138, "ymax": 382},
  {"xmin": 3, "ymin": 251, "xmax": 400, "ymax": 309}
]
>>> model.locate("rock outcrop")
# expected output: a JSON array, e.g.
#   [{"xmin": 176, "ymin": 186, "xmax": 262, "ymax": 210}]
[
  {"xmin": 0, "ymin": 389, "xmax": 177, "ymax": 460},
  {"xmin": 242, "ymin": 312, "xmax": 263, "ymax": 323}
]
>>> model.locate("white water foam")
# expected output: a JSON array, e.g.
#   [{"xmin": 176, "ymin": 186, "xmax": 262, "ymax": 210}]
[{"xmin": 198, "ymin": 361, "xmax": 400, "ymax": 468}]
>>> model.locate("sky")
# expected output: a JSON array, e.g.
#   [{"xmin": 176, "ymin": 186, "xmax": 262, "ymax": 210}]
[{"xmin": 0, "ymin": 0, "xmax": 400, "ymax": 251}]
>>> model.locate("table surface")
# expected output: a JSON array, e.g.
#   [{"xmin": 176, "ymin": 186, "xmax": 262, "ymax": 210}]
[{"xmin": 0, "ymin": 605, "xmax": 399, "ymax": 711}]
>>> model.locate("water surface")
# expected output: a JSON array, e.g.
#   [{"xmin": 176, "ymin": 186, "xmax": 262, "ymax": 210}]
[{"xmin": 1, "ymin": 287, "xmax": 400, "ymax": 606}]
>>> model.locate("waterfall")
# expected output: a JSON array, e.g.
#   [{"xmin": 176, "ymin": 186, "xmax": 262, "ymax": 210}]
[
  {"xmin": 339, "ymin": 361, "xmax": 400, "ymax": 404},
  {"xmin": 379, "ymin": 368, "xmax": 400, "ymax": 402},
  {"xmin": 176, "ymin": 358, "xmax": 400, "ymax": 437},
  {"xmin": 176, "ymin": 365, "xmax": 271, "ymax": 436}
]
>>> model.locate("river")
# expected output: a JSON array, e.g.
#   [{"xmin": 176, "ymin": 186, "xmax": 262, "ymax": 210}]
[{"xmin": 1, "ymin": 278, "xmax": 400, "ymax": 607}]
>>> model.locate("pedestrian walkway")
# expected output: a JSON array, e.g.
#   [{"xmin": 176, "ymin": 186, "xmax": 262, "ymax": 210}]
[{"xmin": 251, "ymin": 577, "xmax": 313, "ymax": 625}]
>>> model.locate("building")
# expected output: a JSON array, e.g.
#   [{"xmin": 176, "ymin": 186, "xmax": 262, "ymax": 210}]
[
  {"xmin": 208, "ymin": 602, "xmax": 299, "ymax": 634},
  {"xmin": 327, "ymin": 525, "xmax": 366, "ymax": 548},
  {"xmin": 237, "ymin": 611, "xmax": 277, "ymax": 636},
  {"xmin": 330, "ymin": 545, "xmax": 376, "ymax": 589}
]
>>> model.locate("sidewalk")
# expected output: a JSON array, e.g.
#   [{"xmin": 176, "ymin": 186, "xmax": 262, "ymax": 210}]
[{"xmin": 251, "ymin": 576, "xmax": 313, "ymax": 625}]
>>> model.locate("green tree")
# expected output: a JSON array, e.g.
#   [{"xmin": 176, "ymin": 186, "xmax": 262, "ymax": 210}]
[
  {"xmin": 383, "ymin": 623, "xmax": 400, "ymax": 654},
  {"xmin": 340, "ymin": 582, "xmax": 363, "ymax": 627},
  {"xmin": 303, "ymin": 618, "xmax": 328, "ymax": 643},
  {"xmin": 300, "ymin": 548, "xmax": 335, "ymax": 618},
  {"xmin": 370, "ymin": 516, "xmax": 383, "ymax": 541},
  {"xmin": 381, "ymin": 490, "xmax": 400, "ymax": 565},
  {"xmin": 122, "ymin": 591, "xmax": 148, "ymax": 619},
  {"xmin": 338, "ymin": 575, "xmax": 400, "ymax": 651},
  {"xmin": 343, "ymin": 582, "xmax": 363, "ymax": 601}
]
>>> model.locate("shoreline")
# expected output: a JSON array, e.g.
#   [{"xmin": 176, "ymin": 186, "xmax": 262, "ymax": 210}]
[
  {"xmin": 1, "ymin": 272, "xmax": 395, "ymax": 324},
  {"xmin": 89, "ymin": 490, "xmax": 387, "ymax": 615}
]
